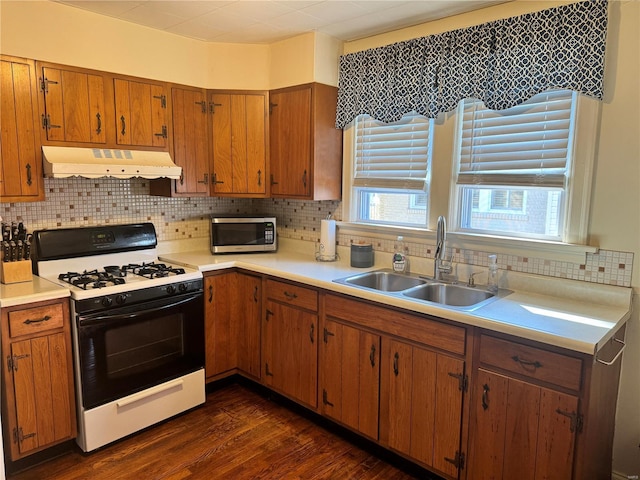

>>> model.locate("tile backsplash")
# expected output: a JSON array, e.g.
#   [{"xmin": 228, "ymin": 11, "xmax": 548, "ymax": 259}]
[{"xmin": 2, "ymin": 177, "xmax": 633, "ymax": 287}]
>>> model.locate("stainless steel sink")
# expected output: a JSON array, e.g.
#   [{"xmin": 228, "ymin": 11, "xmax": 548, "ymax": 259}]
[
  {"xmin": 334, "ymin": 269, "xmax": 426, "ymax": 292},
  {"xmin": 402, "ymin": 283, "xmax": 496, "ymax": 308}
]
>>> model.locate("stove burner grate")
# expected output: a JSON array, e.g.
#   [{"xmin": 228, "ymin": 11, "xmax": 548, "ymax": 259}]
[
  {"xmin": 122, "ymin": 262, "xmax": 186, "ymax": 279},
  {"xmin": 58, "ymin": 270, "xmax": 127, "ymax": 290}
]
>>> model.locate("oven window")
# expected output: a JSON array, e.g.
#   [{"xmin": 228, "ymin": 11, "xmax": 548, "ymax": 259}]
[{"xmin": 105, "ymin": 316, "xmax": 184, "ymax": 379}]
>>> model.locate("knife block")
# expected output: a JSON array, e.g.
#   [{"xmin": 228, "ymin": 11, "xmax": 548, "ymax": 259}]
[{"xmin": 1, "ymin": 260, "xmax": 32, "ymax": 284}]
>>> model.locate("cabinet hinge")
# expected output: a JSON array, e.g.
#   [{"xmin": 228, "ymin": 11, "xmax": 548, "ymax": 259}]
[
  {"xmin": 448, "ymin": 372, "xmax": 468, "ymax": 392},
  {"xmin": 153, "ymin": 94, "xmax": 167, "ymax": 108},
  {"xmin": 39, "ymin": 77, "xmax": 58, "ymax": 94},
  {"xmin": 154, "ymin": 125, "xmax": 168, "ymax": 138},
  {"xmin": 323, "ymin": 327, "xmax": 334, "ymax": 343},
  {"xmin": 41, "ymin": 114, "xmax": 61, "ymax": 131},
  {"xmin": 322, "ymin": 389, "xmax": 334, "ymax": 407},
  {"xmin": 444, "ymin": 451, "xmax": 465, "ymax": 470},
  {"xmin": 556, "ymin": 409, "xmax": 584, "ymax": 433},
  {"xmin": 7, "ymin": 353, "xmax": 30, "ymax": 372},
  {"xmin": 13, "ymin": 427, "xmax": 36, "ymax": 445}
]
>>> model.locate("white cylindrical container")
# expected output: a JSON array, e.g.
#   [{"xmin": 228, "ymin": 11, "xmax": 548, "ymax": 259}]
[{"xmin": 319, "ymin": 219, "xmax": 336, "ymax": 260}]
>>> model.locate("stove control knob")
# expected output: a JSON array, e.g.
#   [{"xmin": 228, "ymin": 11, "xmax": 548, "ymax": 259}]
[
  {"xmin": 178, "ymin": 283, "xmax": 188, "ymax": 293},
  {"xmin": 115, "ymin": 294, "xmax": 127, "ymax": 305},
  {"xmin": 101, "ymin": 297, "xmax": 113, "ymax": 307},
  {"xmin": 166, "ymin": 285, "xmax": 177, "ymax": 295}
]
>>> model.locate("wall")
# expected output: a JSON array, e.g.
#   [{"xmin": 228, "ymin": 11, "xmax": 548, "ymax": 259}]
[{"xmin": 1, "ymin": 0, "xmax": 638, "ymax": 476}]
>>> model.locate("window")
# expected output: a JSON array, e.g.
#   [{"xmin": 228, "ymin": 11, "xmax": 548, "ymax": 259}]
[
  {"xmin": 453, "ymin": 90, "xmax": 577, "ymax": 241},
  {"xmin": 351, "ymin": 112, "xmax": 433, "ymax": 227}
]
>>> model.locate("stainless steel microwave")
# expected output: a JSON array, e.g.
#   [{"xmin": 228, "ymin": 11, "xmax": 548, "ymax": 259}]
[{"xmin": 210, "ymin": 217, "xmax": 277, "ymax": 254}]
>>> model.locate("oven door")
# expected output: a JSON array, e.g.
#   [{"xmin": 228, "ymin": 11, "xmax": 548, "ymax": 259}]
[{"xmin": 76, "ymin": 291, "xmax": 204, "ymax": 410}]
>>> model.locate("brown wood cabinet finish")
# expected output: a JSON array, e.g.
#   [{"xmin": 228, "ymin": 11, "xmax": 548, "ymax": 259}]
[
  {"xmin": 210, "ymin": 91, "xmax": 268, "ymax": 196},
  {"xmin": 204, "ymin": 271, "xmax": 261, "ymax": 380},
  {"xmin": 1, "ymin": 298, "xmax": 76, "ymax": 461},
  {"xmin": 269, "ymin": 83, "xmax": 342, "ymax": 200},
  {"xmin": 320, "ymin": 318, "xmax": 380, "ymax": 440},
  {"xmin": 0, "ymin": 56, "xmax": 43, "ymax": 202}
]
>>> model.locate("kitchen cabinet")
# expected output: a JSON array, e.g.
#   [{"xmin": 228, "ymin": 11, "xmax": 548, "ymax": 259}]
[
  {"xmin": 1, "ymin": 298, "xmax": 76, "ymax": 461},
  {"xmin": 161, "ymin": 86, "xmax": 210, "ymax": 196},
  {"xmin": 37, "ymin": 62, "xmax": 107, "ymax": 145},
  {"xmin": 113, "ymin": 77, "xmax": 168, "ymax": 148},
  {"xmin": 269, "ymin": 83, "xmax": 342, "ymax": 200},
  {"xmin": 210, "ymin": 91, "xmax": 268, "ymax": 196},
  {"xmin": 465, "ymin": 332, "xmax": 623, "ymax": 480},
  {"xmin": 204, "ymin": 271, "xmax": 261, "ymax": 380},
  {"xmin": 319, "ymin": 318, "xmax": 380, "ymax": 440},
  {"xmin": 0, "ymin": 55, "xmax": 44, "ymax": 202},
  {"xmin": 263, "ymin": 279, "xmax": 318, "ymax": 408}
]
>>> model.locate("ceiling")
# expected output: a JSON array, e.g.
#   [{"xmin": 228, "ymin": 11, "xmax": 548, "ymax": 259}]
[{"xmin": 54, "ymin": 0, "xmax": 509, "ymax": 45}]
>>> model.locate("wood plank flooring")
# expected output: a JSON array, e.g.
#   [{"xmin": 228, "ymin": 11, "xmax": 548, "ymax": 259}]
[{"xmin": 8, "ymin": 383, "xmax": 437, "ymax": 480}]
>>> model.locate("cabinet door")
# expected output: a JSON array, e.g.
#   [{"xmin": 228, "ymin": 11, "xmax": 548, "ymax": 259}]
[
  {"xmin": 210, "ymin": 93, "xmax": 267, "ymax": 195},
  {"xmin": 236, "ymin": 273, "xmax": 261, "ymax": 379},
  {"xmin": 263, "ymin": 300, "xmax": 317, "ymax": 408},
  {"xmin": 9, "ymin": 333, "xmax": 73, "ymax": 457},
  {"xmin": 320, "ymin": 319, "xmax": 380, "ymax": 440},
  {"xmin": 204, "ymin": 274, "xmax": 237, "ymax": 377},
  {"xmin": 172, "ymin": 87, "xmax": 209, "ymax": 195},
  {"xmin": 381, "ymin": 338, "xmax": 465, "ymax": 477},
  {"xmin": 467, "ymin": 369, "xmax": 578, "ymax": 480},
  {"xmin": 1, "ymin": 57, "xmax": 42, "ymax": 201},
  {"xmin": 269, "ymin": 87, "xmax": 311, "ymax": 197},
  {"xmin": 40, "ymin": 66, "xmax": 105, "ymax": 144},
  {"xmin": 114, "ymin": 78, "xmax": 167, "ymax": 147}
]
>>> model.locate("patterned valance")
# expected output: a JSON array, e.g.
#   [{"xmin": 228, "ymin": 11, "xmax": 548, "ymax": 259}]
[{"xmin": 336, "ymin": 0, "xmax": 608, "ymax": 128}]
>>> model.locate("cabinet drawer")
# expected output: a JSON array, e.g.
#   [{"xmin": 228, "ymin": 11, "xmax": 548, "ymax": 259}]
[
  {"xmin": 479, "ymin": 335, "xmax": 582, "ymax": 391},
  {"xmin": 266, "ymin": 279, "xmax": 318, "ymax": 312},
  {"xmin": 8, "ymin": 304, "xmax": 65, "ymax": 338}
]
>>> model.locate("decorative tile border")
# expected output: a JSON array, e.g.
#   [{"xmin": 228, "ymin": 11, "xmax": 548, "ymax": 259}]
[{"xmin": 1, "ymin": 177, "xmax": 633, "ymax": 287}]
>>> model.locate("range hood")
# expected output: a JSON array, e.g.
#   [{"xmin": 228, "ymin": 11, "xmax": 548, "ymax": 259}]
[{"xmin": 42, "ymin": 146, "xmax": 182, "ymax": 180}]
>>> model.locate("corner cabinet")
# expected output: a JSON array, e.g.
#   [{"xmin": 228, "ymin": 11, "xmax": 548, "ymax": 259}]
[
  {"xmin": 210, "ymin": 91, "xmax": 268, "ymax": 197},
  {"xmin": 0, "ymin": 56, "xmax": 44, "ymax": 202},
  {"xmin": 269, "ymin": 83, "xmax": 342, "ymax": 200},
  {"xmin": 263, "ymin": 279, "xmax": 318, "ymax": 408},
  {"xmin": 1, "ymin": 298, "xmax": 76, "ymax": 461},
  {"xmin": 204, "ymin": 271, "xmax": 261, "ymax": 381}
]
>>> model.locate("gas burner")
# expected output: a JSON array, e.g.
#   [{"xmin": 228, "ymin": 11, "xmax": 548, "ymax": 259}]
[
  {"xmin": 122, "ymin": 262, "xmax": 186, "ymax": 279},
  {"xmin": 58, "ymin": 270, "xmax": 127, "ymax": 290}
]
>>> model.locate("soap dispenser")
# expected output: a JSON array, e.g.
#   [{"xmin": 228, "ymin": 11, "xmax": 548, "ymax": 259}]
[
  {"xmin": 487, "ymin": 254, "xmax": 498, "ymax": 293},
  {"xmin": 392, "ymin": 236, "xmax": 409, "ymax": 273}
]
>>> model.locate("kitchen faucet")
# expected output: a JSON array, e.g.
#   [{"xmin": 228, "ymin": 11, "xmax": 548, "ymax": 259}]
[{"xmin": 434, "ymin": 215, "xmax": 453, "ymax": 281}]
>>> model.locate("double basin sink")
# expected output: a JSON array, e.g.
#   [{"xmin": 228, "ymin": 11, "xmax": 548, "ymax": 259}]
[{"xmin": 333, "ymin": 269, "xmax": 511, "ymax": 311}]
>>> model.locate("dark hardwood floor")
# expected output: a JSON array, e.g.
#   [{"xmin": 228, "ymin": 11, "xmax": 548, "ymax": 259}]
[{"xmin": 8, "ymin": 383, "xmax": 433, "ymax": 480}]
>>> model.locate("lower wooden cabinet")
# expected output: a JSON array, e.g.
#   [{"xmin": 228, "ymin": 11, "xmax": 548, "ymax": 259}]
[
  {"xmin": 204, "ymin": 271, "xmax": 261, "ymax": 380},
  {"xmin": 1, "ymin": 298, "xmax": 76, "ymax": 461},
  {"xmin": 319, "ymin": 318, "xmax": 380, "ymax": 440},
  {"xmin": 380, "ymin": 338, "xmax": 466, "ymax": 478},
  {"xmin": 263, "ymin": 280, "xmax": 318, "ymax": 408}
]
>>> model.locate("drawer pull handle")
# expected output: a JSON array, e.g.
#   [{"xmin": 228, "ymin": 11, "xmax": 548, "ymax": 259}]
[
  {"xmin": 511, "ymin": 355, "xmax": 542, "ymax": 370},
  {"xmin": 283, "ymin": 291, "xmax": 298, "ymax": 300},
  {"xmin": 369, "ymin": 344, "xmax": 376, "ymax": 367},
  {"xmin": 393, "ymin": 352, "xmax": 399, "ymax": 376},
  {"xmin": 24, "ymin": 315, "xmax": 51, "ymax": 325},
  {"xmin": 481, "ymin": 383, "xmax": 490, "ymax": 410}
]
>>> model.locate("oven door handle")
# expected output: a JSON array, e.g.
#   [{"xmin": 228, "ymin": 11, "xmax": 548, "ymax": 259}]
[{"xmin": 78, "ymin": 295, "xmax": 198, "ymax": 327}]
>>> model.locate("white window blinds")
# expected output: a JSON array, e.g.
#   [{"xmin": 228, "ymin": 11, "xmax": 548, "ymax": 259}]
[
  {"xmin": 354, "ymin": 113, "xmax": 431, "ymax": 190},
  {"xmin": 457, "ymin": 90, "xmax": 576, "ymax": 187}
]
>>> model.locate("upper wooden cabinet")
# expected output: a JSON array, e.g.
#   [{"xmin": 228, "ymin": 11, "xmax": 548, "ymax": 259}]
[
  {"xmin": 210, "ymin": 91, "xmax": 268, "ymax": 197},
  {"xmin": 37, "ymin": 63, "xmax": 107, "ymax": 145},
  {"xmin": 269, "ymin": 83, "xmax": 342, "ymax": 200},
  {"xmin": 169, "ymin": 86, "xmax": 209, "ymax": 196},
  {"xmin": 0, "ymin": 55, "xmax": 44, "ymax": 202},
  {"xmin": 114, "ymin": 78, "xmax": 168, "ymax": 148}
]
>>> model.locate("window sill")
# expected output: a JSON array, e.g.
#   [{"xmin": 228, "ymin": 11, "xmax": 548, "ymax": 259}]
[{"xmin": 337, "ymin": 222, "xmax": 598, "ymax": 264}]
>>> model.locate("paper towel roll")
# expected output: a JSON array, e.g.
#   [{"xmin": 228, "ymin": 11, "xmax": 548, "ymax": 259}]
[{"xmin": 319, "ymin": 219, "xmax": 336, "ymax": 260}]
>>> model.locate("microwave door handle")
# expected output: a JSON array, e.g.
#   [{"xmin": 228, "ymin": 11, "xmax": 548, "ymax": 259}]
[{"xmin": 78, "ymin": 295, "xmax": 197, "ymax": 327}]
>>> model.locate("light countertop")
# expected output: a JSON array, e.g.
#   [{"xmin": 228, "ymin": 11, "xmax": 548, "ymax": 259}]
[
  {"xmin": 0, "ymin": 276, "xmax": 69, "ymax": 308},
  {"xmin": 159, "ymin": 241, "xmax": 632, "ymax": 356}
]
